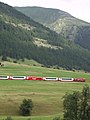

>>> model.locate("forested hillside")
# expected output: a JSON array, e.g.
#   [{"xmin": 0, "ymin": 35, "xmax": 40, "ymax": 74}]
[
  {"xmin": 0, "ymin": 2, "xmax": 90, "ymax": 71},
  {"xmin": 15, "ymin": 7, "xmax": 90, "ymax": 51}
]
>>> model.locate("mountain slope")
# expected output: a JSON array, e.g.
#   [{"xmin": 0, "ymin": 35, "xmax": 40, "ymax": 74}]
[
  {"xmin": 0, "ymin": 2, "xmax": 90, "ymax": 71},
  {"xmin": 15, "ymin": 6, "xmax": 71, "ymax": 25},
  {"xmin": 15, "ymin": 6, "xmax": 90, "ymax": 51}
]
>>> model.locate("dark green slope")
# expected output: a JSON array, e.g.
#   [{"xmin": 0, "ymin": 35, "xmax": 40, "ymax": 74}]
[
  {"xmin": 0, "ymin": 2, "xmax": 90, "ymax": 72},
  {"xmin": 15, "ymin": 6, "xmax": 90, "ymax": 51}
]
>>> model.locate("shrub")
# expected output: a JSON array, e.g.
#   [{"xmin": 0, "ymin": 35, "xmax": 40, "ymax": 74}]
[
  {"xmin": 2, "ymin": 55, "xmax": 7, "ymax": 61},
  {"xmin": 19, "ymin": 99, "xmax": 33, "ymax": 116},
  {"xmin": 53, "ymin": 116, "xmax": 62, "ymax": 120},
  {"xmin": 4, "ymin": 116, "xmax": 13, "ymax": 120}
]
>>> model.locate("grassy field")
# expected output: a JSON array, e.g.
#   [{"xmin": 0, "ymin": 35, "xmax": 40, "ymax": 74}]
[{"xmin": 0, "ymin": 61, "xmax": 90, "ymax": 120}]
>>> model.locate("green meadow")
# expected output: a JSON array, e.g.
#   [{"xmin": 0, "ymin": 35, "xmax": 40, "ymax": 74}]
[{"xmin": 0, "ymin": 62, "xmax": 90, "ymax": 120}]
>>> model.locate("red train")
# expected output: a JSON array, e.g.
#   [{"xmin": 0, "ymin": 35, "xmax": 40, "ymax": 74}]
[
  {"xmin": 0, "ymin": 76, "xmax": 86, "ymax": 82},
  {"xmin": 26, "ymin": 76, "xmax": 43, "ymax": 81}
]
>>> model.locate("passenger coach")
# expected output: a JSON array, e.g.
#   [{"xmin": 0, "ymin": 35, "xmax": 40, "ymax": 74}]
[
  {"xmin": 0, "ymin": 76, "xmax": 10, "ymax": 80},
  {"xmin": 43, "ymin": 77, "xmax": 58, "ymax": 81}
]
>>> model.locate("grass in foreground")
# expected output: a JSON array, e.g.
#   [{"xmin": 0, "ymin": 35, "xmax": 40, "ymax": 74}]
[{"xmin": 0, "ymin": 61, "xmax": 90, "ymax": 119}]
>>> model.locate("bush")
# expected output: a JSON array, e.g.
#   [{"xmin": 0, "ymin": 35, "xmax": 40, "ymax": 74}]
[
  {"xmin": 4, "ymin": 116, "xmax": 13, "ymax": 120},
  {"xmin": 53, "ymin": 116, "xmax": 62, "ymax": 120},
  {"xmin": 19, "ymin": 99, "xmax": 33, "ymax": 116},
  {"xmin": 2, "ymin": 55, "xmax": 7, "ymax": 61},
  {"xmin": 13, "ymin": 60, "xmax": 17, "ymax": 63}
]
